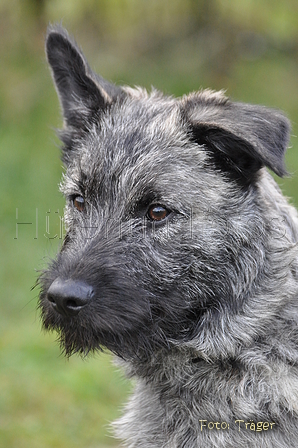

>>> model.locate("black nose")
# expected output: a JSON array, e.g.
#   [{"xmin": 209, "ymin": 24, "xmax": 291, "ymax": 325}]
[{"xmin": 47, "ymin": 278, "xmax": 94, "ymax": 317}]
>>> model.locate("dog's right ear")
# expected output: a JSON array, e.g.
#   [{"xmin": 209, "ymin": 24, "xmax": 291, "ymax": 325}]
[{"xmin": 46, "ymin": 25, "xmax": 123, "ymax": 130}]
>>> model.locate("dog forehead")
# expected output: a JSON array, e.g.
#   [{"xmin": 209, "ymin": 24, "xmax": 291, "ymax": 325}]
[
  {"xmin": 79, "ymin": 92, "xmax": 190, "ymax": 171},
  {"xmin": 63, "ymin": 90, "xmax": 211, "ymax": 206},
  {"xmin": 102, "ymin": 92, "xmax": 180, "ymax": 149}
]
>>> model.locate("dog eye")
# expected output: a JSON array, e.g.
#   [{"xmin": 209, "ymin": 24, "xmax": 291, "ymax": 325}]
[
  {"xmin": 73, "ymin": 196, "xmax": 85, "ymax": 212},
  {"xmin": 147, "ymin": 204, "xmax": 170, "ymax": 222}
]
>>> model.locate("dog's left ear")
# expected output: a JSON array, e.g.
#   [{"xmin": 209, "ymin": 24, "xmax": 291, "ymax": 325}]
[
  {"xmin": 182, "ymin": 90, "xmax": 291, "ymax": 178},
  {"xmin": 46, "ymin": 25, "xmax": 123, "ymax": 129}
]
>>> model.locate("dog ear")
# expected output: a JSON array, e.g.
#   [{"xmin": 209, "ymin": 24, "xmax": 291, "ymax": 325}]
[
  {"xmin": 182, "ymin": 90, "xmax": 291, "ymax": 178},
  {"xmin": 46, "ymin": 25, "xmax": 123, "ymax": 129}
]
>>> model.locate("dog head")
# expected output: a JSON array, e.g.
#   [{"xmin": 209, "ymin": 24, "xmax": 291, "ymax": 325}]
[{"xmin": 39, "ymin": 26, "xmax": 291, "ymax": 362}]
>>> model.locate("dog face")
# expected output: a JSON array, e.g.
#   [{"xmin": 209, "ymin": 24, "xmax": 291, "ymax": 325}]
[{"xmin": 39, "ymin": 26, "xmax": 291, "ymax": 361}]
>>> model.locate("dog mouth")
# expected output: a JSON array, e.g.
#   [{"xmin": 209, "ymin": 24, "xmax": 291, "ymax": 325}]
[
  {"xmin": 38, "ymin": 263, "xmax": 204, "ymax": 359},
  {"xmin": 38, "ymin": 274, "xmax": 159, "ymax": 359}
]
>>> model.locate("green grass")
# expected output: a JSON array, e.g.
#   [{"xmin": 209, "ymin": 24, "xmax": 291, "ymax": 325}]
[{"xmin": 0, "ymin": 329, "xmax": 130, "ymax": 448}]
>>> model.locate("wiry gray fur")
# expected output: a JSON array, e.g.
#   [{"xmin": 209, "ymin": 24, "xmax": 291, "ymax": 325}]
[{"xmin": 39, "ymin": 25, "xmax": 298, "ymax": 447}]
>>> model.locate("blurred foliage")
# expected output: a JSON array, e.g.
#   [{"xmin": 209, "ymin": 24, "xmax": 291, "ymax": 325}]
[
  {"xmin": 1, "ymin": 0, "xmax": 298, "ymax": 116},
  {"xmin": 1, "ymin": 1, "xmax": 298, "ymax": 447}
]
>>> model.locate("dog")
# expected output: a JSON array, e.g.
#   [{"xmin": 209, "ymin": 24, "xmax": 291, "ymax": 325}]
[{"xmin": 39, "ymin": 25, "xmax": 298, "ymax": 447}]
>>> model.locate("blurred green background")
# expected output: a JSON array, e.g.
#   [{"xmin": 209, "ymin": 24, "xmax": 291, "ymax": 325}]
[{"xmin": 1, "ymin": 1, "xmax": 298, "ymax": 447}]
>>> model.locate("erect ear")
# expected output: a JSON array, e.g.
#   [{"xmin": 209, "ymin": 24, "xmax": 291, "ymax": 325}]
[
  {"xmin": 46, "ymin": 25, "xmax": 123, "ymax": 129},
  {"xmin": 182, "ymin": 90, "xmax": 291, "ymax": 179}
]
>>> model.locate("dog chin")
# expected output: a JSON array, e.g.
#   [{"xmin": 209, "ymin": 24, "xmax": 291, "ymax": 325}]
[
  {"xmin": 41, "ymin": 306, "xmax": 151, "ymax": 359},
  {"xmin": 42, "ymin": 317, "xmax": 104, "ymax": 357}
]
